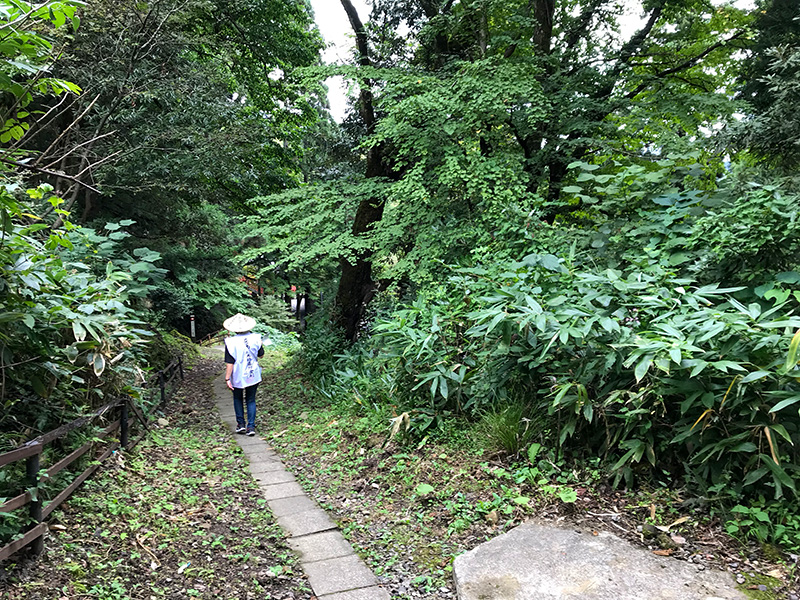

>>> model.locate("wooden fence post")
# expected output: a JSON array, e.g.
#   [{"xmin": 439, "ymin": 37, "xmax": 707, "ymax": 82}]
[
  {"xmin": 25, "ymin": 450, "xmax": 43, "ymax": 555},
  {"xmin": 178, "ymin": 356, "xmax": 184, "ymax": 381},
  {"xmin": 120, "ymin": 400, "xmax": 129, "ymax": 449}
]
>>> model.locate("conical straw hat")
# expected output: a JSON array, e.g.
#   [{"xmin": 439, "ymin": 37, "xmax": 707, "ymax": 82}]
[{"xmin": 222, "ymin": 313, "xmax": 256, "ymax": 333}]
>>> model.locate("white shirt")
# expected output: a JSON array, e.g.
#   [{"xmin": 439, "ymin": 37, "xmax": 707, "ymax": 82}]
[{"xmin": 225, "ymin": 333, "xmax": 262, "ymax": 388}]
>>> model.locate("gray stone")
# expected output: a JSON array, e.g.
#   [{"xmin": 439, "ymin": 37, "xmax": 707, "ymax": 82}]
[
  {"xmin": 303, "ymin": 555, "xmax": 378, "ymax": 596},
  {"xmin": 288, "ymin": 530, "xmax": 353, "ymax": 563},
  {"xmin": 277, "ymin": 508, "xmax": 337, "ymax": 537},
  {"xmin": 247, "ymin": 459, "xmax": 285, "ymax": 474},
  {"xmin": 256, "ymin": 481, "xmax": 306, "ymax": 500},
  {"xmin": 268, "ymin": 495, "xmax": 319, "ymax": 518},
  {"xmin": 318, "ymin": 587, "xmax": 391, "ymax": 600},
  {"xmin": 453, "ymin": 523, "xmax": 746, "ymax": 600},
  {"xmin": 241, "ymin": 446, "xmax": 279, "ymax": 459},
  {"xmin": 252, "ymin": 470, "xmax": 296, "ymax": 486},
  {"xmin": 246, "ymin": 452, "xmax": 283, "ymax": 468},
  {"xmin": 237, "ymin": 436, "xmax": 269, "ymax": 448}
]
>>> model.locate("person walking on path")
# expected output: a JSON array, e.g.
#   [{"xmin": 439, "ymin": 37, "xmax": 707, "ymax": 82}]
[{"xmin": 223, "ymin": 313, "xmax": 268, "ymax": 436}]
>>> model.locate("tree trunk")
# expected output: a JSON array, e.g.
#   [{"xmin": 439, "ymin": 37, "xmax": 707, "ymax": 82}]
[{"xmin": 334, "ymin": 0, "xmax": 390, "ymax": 342}]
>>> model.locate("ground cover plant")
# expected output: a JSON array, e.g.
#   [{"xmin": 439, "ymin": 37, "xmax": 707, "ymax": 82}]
[
  {"xmin": 0, "ymin": 358, "xmax": 311, "ymax": 600},
  {"xmin": 300, "ymin": 166, "xmax": 800, "ymax": 558},
  {"xmin": 260, "ymin": 349, "xmax": 799, "ymax": 599}
]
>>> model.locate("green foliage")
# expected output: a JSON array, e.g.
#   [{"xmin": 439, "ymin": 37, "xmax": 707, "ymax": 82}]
[
  {"xmin": 308, "ymin": 157, "xmax": 800, "ymax": 532},
  {"xmin": 299, "ymin": 311, "xmax": 347, "ymax": 383},
  {"xmin": 477, "ymin": 402, "xmax": 538, "ymax": 458},
  {"xmin": 250, "ymin": 324, "xmax": 300, "ymax": 354},
  {"xmin": 0, "ymin": 0, "xmax": 82, "ymax": 133},
  {"xmin": 736, "ymin": 0, "xmax": 800, "ymax": 169},
  {"xmin": 248, "ymin": 295, "xmax": 296, "ymax": 333},
  {"xmin": 726, "ymin": 498, "xmax": 800, "ymax": 551},
  {"xmin": 0, "ymin": 189, "xmax": 160, "ymax": 446},
  {"xmin": 239, "ymin": 183, "xmax": 363, "ymax": 291}
]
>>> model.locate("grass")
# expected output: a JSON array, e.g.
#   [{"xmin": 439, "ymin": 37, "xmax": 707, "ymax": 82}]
[
  {"xmin": 0, "ymin": 358, "xmax": 311, "ymax": 600},
  {"xmin": 258, "ymin": 349, "xmax": 798, "ymax": 600}
]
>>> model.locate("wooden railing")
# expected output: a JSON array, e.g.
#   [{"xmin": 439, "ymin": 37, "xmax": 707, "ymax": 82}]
[
  {"xmin": 198, "ymin": 330, "xmax": 224, "ymax": 347},
  {"xmin": 0, "ymin": 356, "xmax": 184, "ymax": 562}
]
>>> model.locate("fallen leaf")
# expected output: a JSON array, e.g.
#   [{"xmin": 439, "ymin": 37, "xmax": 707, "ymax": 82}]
[
  {"xmin": 670, "ymin": 535, "xmax": 686, "ymax": 545},
  {"xmin": 766, "ymin": 568, "xmax": 783, "ymax": 578},
  {"xmin": 49, "ymin": 524, "xmax": 67, "ymax": 531},
  {"xmin": 649, "ymin": 504, "xmax": 656, "ymax": 520},
  {"xmin": 667, "ymin": 516, "xmax": 690, "ymax": 529},
  {"xmin": 653, "ymin": 549, "xmax": 674, "ymax": 556}
]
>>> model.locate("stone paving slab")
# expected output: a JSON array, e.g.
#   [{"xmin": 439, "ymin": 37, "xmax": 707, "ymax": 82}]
[
  {"xmin": 302, "ymin": 555, "xmax": 379, "ymax": 596},
  {"xmin": 251, "ymin": 469, "xmax": 295, "ymax": 485},
  {"xmin": 318, "ymin": 587, "xmax": 391, "ymax": 600},
  {"xmin": 257, "ymin": 480, "xmax": 306, "ymax": 500},
  {"xmin": 268, "ymin": 495, "xmax": 319, "ymax": 518},
  {"xmin": 237, "ymin": 436, "xmax": 268, "ymax": 446},
  {"xmin": 277, "ymin": 508, "xmax": 337, "ymax": 537},
  {"xmin": 453, "ymin": 523, "xmax": 746, "ymax": 600},
  {"xmin": 210, "ymin": 360, "xmax": 386, "ymax": 600},
  {"xmin": 246, "ymin": 453, "xmax": 283, "ymax": 467},
  {"xmin": 241, "ymin": 446, "xmax": 279, "ymax": 459},
  {"xmin": 288, "ymin": 530, "xmax": 354, "ymax": 563},
  {"xmin": 247, "ymin": 459, "xmax": 286, "ymax": 474}
]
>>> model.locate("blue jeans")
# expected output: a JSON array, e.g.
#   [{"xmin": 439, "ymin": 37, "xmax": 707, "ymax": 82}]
[{"xmin": 232, "ymin": 384, "xmax": 258, "ymax": 430}]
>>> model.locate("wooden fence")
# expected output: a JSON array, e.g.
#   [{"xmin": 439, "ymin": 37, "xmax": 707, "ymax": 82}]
[
  {"xmin": 198, "ymin": 330, "xmax": 224, "ymax": 347},
  {"xmin": 0, "ymin": 356, "xmax": 184, "ymax": 562}
]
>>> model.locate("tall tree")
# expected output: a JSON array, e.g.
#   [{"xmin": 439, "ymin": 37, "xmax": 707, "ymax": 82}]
[
  {"xmin": 12, "ymin": 0, "xmax": 324, "ymax": 330},
  {"xmin": 324, "ymin": 0, "xmax": 750, "ymax": 337},
  {"xmin": 334, "ymin": 0, "xmax": 395, "ymax": 341}
]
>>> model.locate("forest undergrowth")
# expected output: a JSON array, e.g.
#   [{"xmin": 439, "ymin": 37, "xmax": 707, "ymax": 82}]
[
  {"xmin": 260, "ymin": 350, "xmax": 799, "ymax": 600},
  {"xmin": 0, "ymin": 357, "xmax": 311, "ymax": 600}
]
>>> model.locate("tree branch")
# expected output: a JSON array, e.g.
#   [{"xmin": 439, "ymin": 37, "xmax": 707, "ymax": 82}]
[
  {"xmin": 0, "ymin": 158, "xmax": 101, "ymax": 194},
  {"xmin": 625, "ymin": 30, "xmax": 747, "ymax": 99}
]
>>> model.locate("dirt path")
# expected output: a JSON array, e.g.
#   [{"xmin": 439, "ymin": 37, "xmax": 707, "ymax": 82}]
[{"xmin": 0, "ymin": 357, "xmax": 312, "ymax": 600}]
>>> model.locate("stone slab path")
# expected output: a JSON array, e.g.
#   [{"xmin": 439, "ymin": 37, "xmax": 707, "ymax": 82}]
[
  {"xmin": 209, "ymin": 356, "xmax": 390, "ymax": 600},
  {"xmin": 453, "ymin": 522, "xmax": 747, "ymax": 600}
]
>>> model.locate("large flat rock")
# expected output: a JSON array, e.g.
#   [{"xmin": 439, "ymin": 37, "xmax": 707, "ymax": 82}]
[{"xmin": 453, "ymin": 523, "xmax": 746, "ymax": 600}]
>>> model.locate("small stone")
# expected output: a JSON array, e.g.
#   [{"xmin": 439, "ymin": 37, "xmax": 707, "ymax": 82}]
[
  {"xmin": 670, "ymin": 534, "xmax": 686, "ymax": 545},
  {"xmin": 655, "ymin": 533, "xmax": 677, "ymax": 550},
  {"xmin": 157, "ymin": 418, "xmax": 169, "ymax": 426},
  {"xmin": 642, "ymin": 523, "xmax": 659, "ymax": 539}
]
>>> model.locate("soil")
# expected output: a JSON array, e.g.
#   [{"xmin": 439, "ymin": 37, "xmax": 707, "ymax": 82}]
[
  {"xmin": 257, "ymin": 354, "xmax": 799, "ymax": 600},
  {"xmin": 0, "ymin": 357, "xmax": 311, "ymax": 600},
  {"xmin": 2, "ymin": 351, "xmax": 797, "ymax": 600}
]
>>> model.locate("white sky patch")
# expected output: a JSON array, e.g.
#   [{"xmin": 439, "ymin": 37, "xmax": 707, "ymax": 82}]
[
  {"xmin": 308, "ymin": 0, "xmax": 757, "ymax": 122},
  {"xmin": 309, "ymin": 0, "xmax": 369, "ymax": 122}
]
